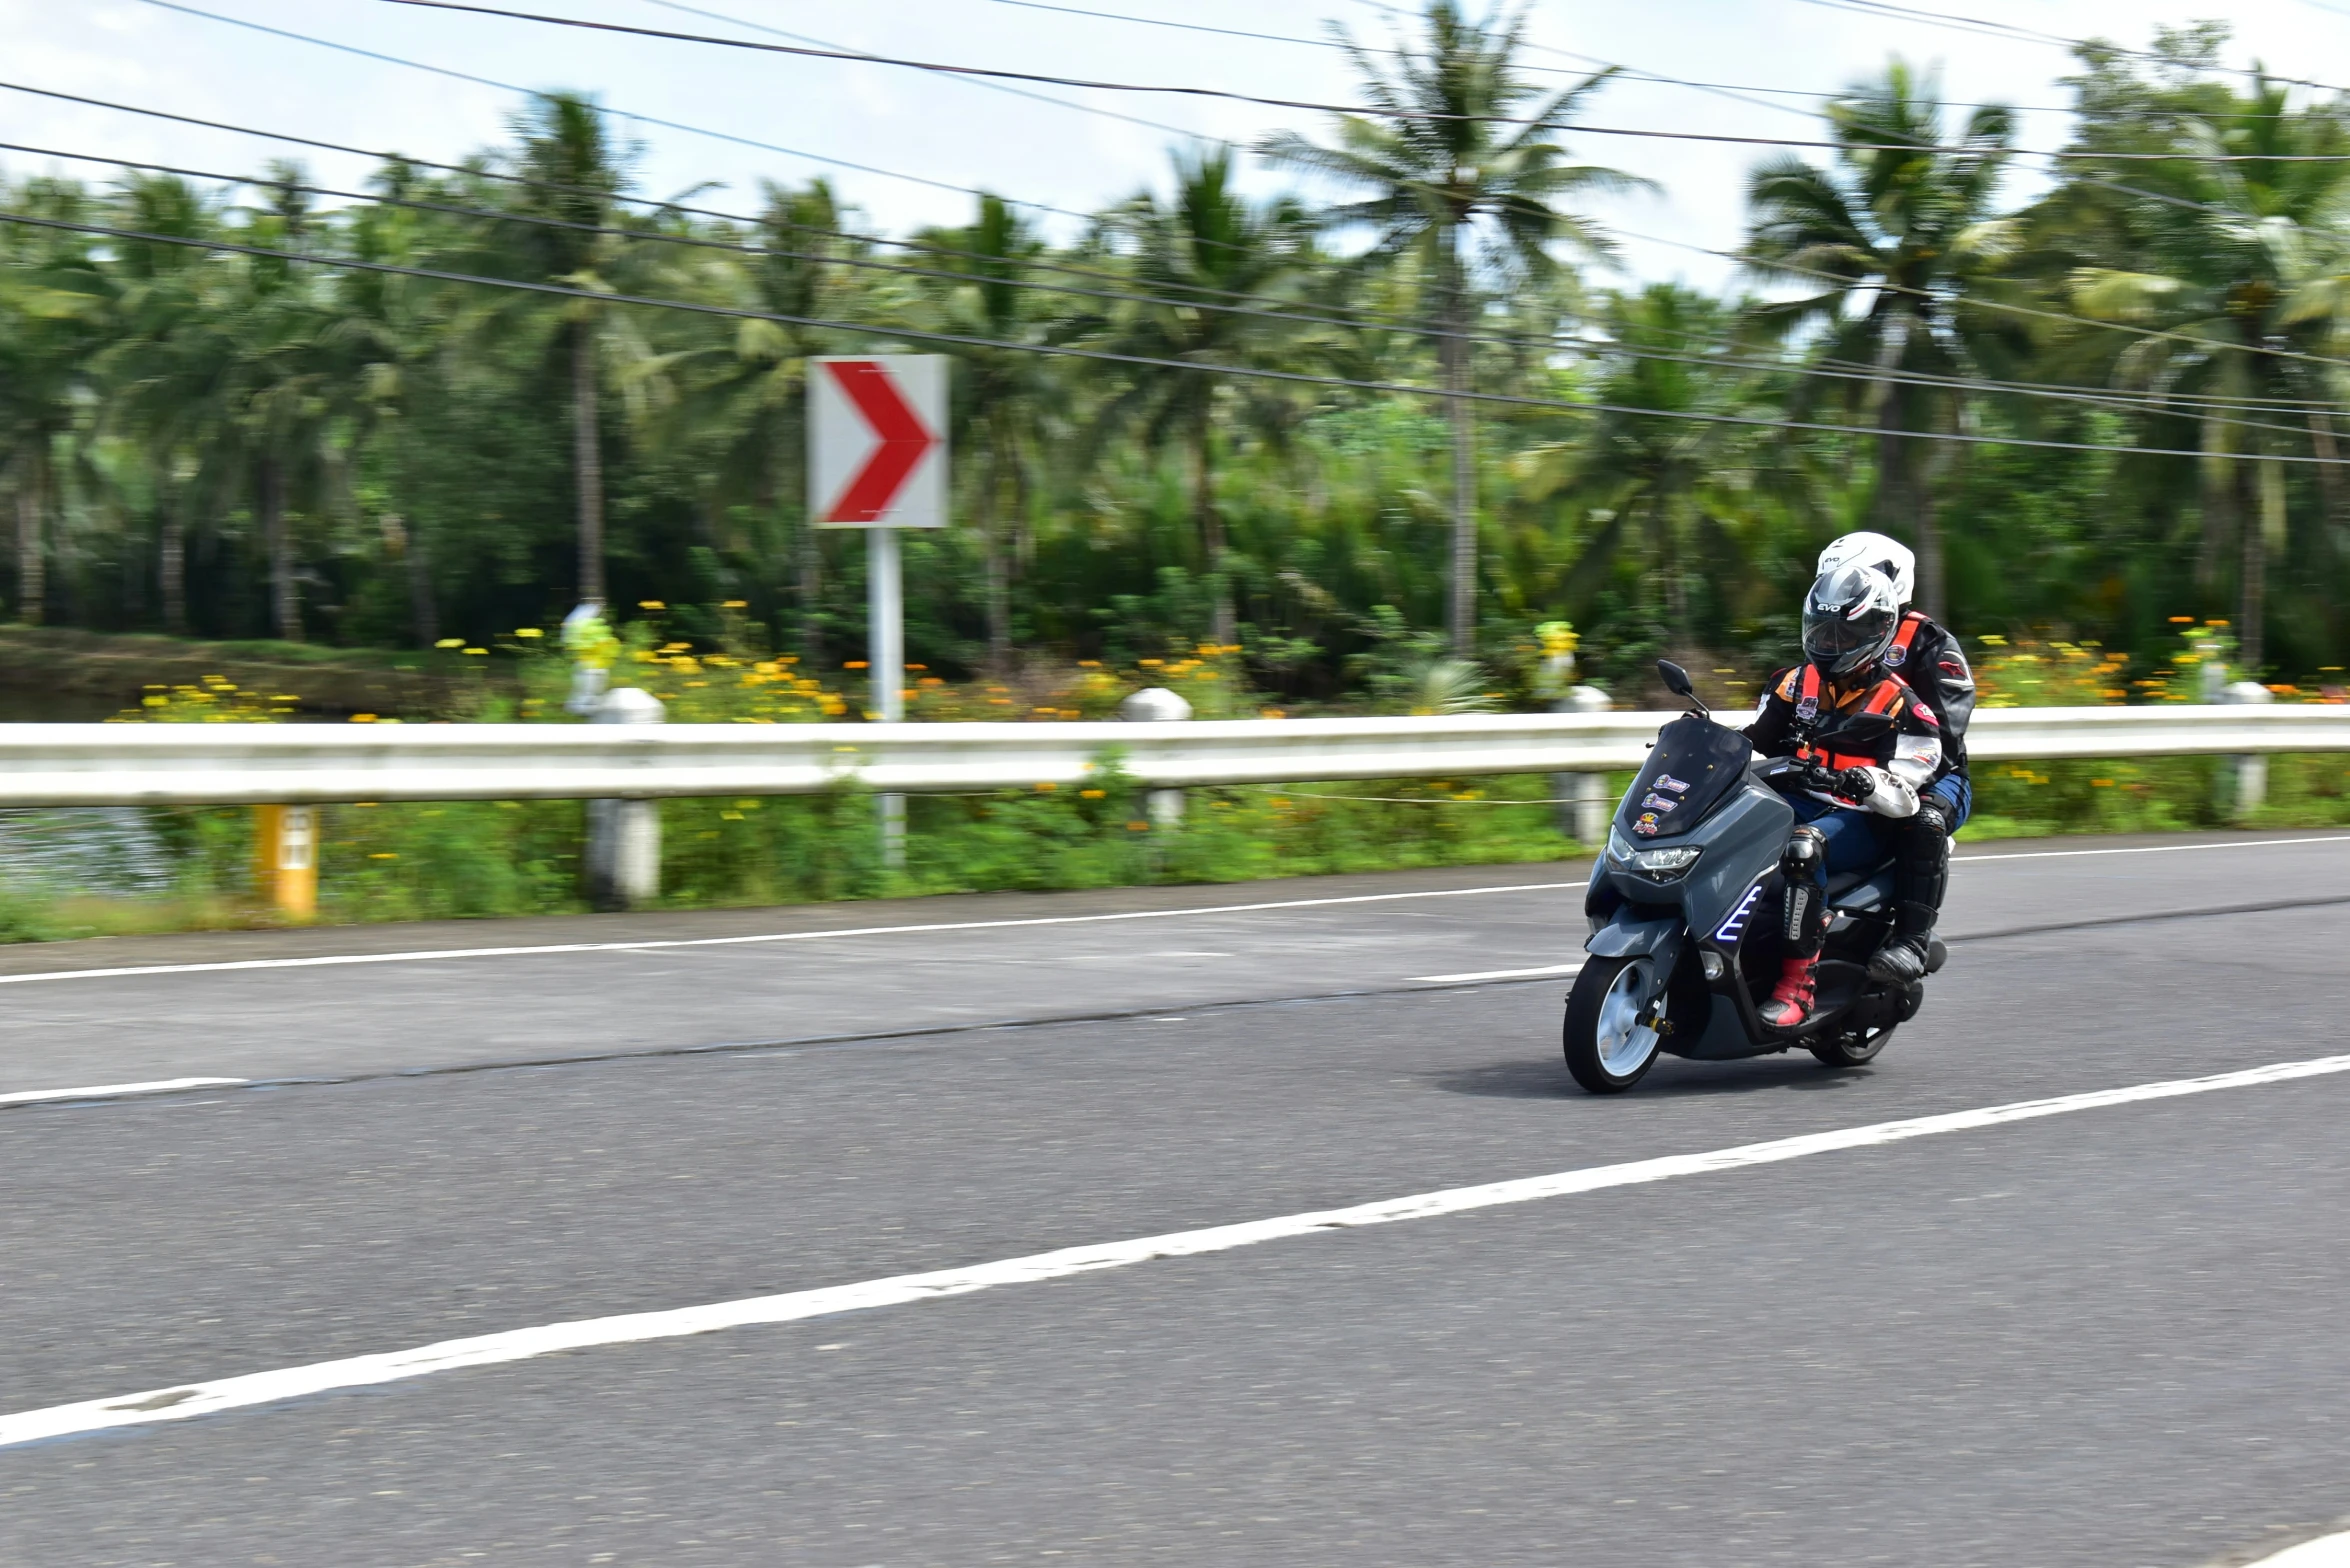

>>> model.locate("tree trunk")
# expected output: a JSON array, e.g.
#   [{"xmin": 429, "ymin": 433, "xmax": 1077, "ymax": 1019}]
[
  {"xmin": 796, "ymin": 521, "xmax": 822, "ymax": 662},
  {"xmin": 1195, "ymin": 405, "xmax": 1234, "ymax": 649},
  {"xmin": 1915, "ymin": 477, "xmax": 1946, "ymax": 625},
  {"xmin": 259, "ymin": 454, "xmax": 301, "ymax": 642},
  {"xmin": 981, "ymin": 446, "xmax": 1011, "ymax": 677},
  {"xmin": 400, "ymin": 515, "xmax": 439, "ymax": 647},
  {"xmin": 160, "ymin": 488, "xmax": 187, "ymax": 635},
  {"xmin": 1442, "ymin": 229, "xmax": 1475, "ymax": 658},
  {"xmin": 2241, "ymin": 454, "xmax": 2278, "ymax": 672},
  {"xmin": 571, "ymin": 317, "xmax": 606, "ymax": 606},
  {"xmin": 14, "ymin": 460, "xmax": 43, "ymax": 627},
  {"xmin": 2303, "ymin": 406, "xmax": 2344, "ymax": 652}
]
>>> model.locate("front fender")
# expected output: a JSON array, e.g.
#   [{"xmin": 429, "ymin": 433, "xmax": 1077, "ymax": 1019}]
[{"xmin": 1585, "ymin": 913, "xmax": 1687, "ymax": 977}]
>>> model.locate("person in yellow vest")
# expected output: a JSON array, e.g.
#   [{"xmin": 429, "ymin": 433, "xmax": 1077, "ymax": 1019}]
[
  {"xmin": 1816, "ymin": 532, "xmax": 1975, "ymax": 983},
  {"xmin": 1744, "ymin": 566, "xmax": 1946, "ymax": 1027}
]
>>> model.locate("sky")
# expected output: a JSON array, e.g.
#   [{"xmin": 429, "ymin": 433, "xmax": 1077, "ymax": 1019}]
[{"xmin": 1, "ymin": 0, "xmax": 2347, "ymax": 295}]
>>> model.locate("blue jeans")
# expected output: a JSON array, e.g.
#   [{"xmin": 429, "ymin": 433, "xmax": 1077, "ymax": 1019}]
[
  {"xmin": 1928, "ymin": 772, "xmax": 1972, "ymax": 830},
  {"xmin": 1790, "ymin": 794, "xmax": 1893, "ymax": 879}
]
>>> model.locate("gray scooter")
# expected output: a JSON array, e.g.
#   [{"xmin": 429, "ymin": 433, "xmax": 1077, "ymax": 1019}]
[{"xmin": 1562, "ymin": 660, "xmax": 1946, "ymax": 1094}]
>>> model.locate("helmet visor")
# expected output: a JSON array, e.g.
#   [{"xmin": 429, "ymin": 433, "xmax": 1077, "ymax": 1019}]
[{"xmin": 1803, "ymin": 602, "xmax": 1894, "ymax": 673}]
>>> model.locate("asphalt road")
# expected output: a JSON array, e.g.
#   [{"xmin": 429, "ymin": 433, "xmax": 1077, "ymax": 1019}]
[{"xmin": 2, "ymin": 829, "xmax": 2347, "ymax": 1566}]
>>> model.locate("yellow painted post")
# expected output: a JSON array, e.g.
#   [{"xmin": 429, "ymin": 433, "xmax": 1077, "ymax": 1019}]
[{"xmin": 253, "ymin": 804, "xmax": 318, "ymax": 919}]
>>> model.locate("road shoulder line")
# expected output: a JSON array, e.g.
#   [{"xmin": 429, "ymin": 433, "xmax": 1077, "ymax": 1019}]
[{"xmin": 8, "ymin": 1050, "xmax": 2345, "ymax": 1450}]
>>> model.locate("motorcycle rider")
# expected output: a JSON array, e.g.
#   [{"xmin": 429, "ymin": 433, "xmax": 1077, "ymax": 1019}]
[
  {"xmin": 1745, "ymin": 565, "xmax": 1946, "ymax": 1028},
  {"xmin": 1816, "ymin": 531, "xmax": 1976, "ymax": 984}
]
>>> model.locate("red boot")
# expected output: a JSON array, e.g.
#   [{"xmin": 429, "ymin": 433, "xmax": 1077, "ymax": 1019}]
[{"xmin": 1759, "ymin": 956, "xmax": 1817, "ymax": 1028}]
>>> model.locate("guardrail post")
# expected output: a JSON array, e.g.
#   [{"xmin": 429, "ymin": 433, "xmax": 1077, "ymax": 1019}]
[
  {"xmin": 2222, "ymin": 679, "xmax": 2275, "ymax": 818},
  {"xmin": 252, "ymin": 804, "xmax": 317, "ymax": 920},
  {"xmin": 1557, "ymin": 685, "xmax": 1614, "ymax": 848},
  {"xmin": 585, "ymin": 686, "xmax": 665, "ymax": 910},
  {"xmin": 1120, "ymin": 686, "xmax": 1193, "ymax": 826}
]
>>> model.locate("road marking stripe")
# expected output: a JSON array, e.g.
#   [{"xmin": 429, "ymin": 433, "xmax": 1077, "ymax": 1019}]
[
  {"xmin": 0, "ymin": 881, "xmax": 1586, "ymax": 989},
  {"xmin": 7, "ymin": 1050, "xmax": 2345, "ymax": 1451},
  {"xmin": 1416, "ymin": 962, "xmax": 1586, "ymax": 984},
  {"xmin": 1955, "ymin": 833, "xmax": 2350, "ymax": 864},
  {"xmin": 0, "ymin": 1077, "xmax": 246, "ymax": 1109},
  {"xmin": 2246, "ymin": 1531, "xmax": 2350, "ymax": 1567}
]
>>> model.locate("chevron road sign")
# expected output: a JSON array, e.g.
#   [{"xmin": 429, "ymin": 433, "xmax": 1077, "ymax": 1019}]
[
  {"xmin": 809, "ymin": 354, "xmax": 950, "ymax": 869},
  {"xmin": 811, "ymin": 356, "xmax": 947, "ymax": 529}
]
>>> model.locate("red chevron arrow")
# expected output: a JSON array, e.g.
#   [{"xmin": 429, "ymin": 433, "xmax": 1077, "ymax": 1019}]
[{"xmin": 822, "ymin": 359, "xmax": 938, "ymax": 523}]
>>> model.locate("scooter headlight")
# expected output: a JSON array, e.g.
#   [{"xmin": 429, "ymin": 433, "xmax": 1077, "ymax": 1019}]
[{"xmin": 1625, "ymin": 845, "xmax": 1703, "ymax": 882}]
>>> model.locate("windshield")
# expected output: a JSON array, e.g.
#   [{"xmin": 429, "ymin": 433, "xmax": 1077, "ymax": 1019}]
[{"xmin": 1616, "ymin": 714, "xmax": 1754, "ymax": 841}]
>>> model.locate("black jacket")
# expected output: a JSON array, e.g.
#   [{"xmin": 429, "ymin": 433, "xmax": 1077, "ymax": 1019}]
[{"xmin": 1884, "ymin": 610, "xmax": 1975, "ymax": 775}]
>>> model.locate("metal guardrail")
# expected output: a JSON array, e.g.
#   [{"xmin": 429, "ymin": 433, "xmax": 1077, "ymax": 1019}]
[{"xmin": 0, "ymin": 705, "xmax": 2343, "ymax": 806}]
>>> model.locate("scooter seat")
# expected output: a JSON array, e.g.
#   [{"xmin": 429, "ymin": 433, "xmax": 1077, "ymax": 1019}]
[{"xmin": 1824, "ymin": 867, "xmax": 1894, "ymax": 904}]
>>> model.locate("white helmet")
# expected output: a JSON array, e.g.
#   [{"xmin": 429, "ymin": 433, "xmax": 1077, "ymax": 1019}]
[{"xmin": 1818, "ymin": 531, "xmax": 1915, "ymax": 607}]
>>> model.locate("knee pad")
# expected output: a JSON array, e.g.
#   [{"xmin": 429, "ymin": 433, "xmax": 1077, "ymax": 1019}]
[
  {"xmin": 1915, "ymin": 798, "xmax": 1952, "ymax": 843},
  {"xmin": 1781, "ymin": 825, "xmax": 1827, "ymax": 879},
  {"xmin": 1780, "ymin": 827, "xmax": 1830, "ymax": 954}
]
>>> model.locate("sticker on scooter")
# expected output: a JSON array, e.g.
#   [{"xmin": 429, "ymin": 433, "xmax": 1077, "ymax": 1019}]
[
  {"xmin": 1655, "ymin": 774, "xmax": 1691, "ymax": 794},
  {"xmin": 1640, "ymin": 793, "xmax": 1679, "ymax": 812},
  {"xmin": 1713, "ymin": 882, "xmax": 1767, "ymax": 944},
  {"xmin": 1632, "ymin": 812, "xmax": 1663, "ymax": 836}
]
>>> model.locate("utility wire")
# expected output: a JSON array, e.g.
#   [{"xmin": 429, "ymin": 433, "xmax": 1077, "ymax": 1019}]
[
  {"xmin": 133, "ymin": 0, "xmax": 1091, "ymax": 222},
  {"xmin": 9, "ymin": 130, "xmax": 2334, "ymax": 442},
  {"xmin": 11, "ymin": 205, "xmax": 2350, "ymax": 466},
  {"xmin": 9, "ymin": 91, "xmax": 2344, "ymax": 434},
  {"xmin": 1781, "ymin": 0, "xmax": 2350, "ymax": 100},
  {"xmin": 633, "ymin": 0, "xmax": 1204, "ymax": 142},
  {"xmin": 371, "ymin": 0, "xmax": 2350, "ymax": 160}
]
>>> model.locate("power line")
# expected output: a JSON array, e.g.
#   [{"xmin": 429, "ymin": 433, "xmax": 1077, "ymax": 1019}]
[
  {"xmin": 132, "ymin": 0, "xmax": 1087, "ymax": 222},
  {"xmin": 10, "ymin": 123, "xmax": 2337, "ymax": 443},
  {"xmin": 632, "ymin": 0, "xmax": 1204, "ymax": 143},
  {"xmin": 372, "ymin": 0, "xmax": 2350, "ymax": 160},
  {"xmin": 1781, "ymin": 0, "xmax": 2350, "ymax": 100},
  {"xmin": 8, "ymin": 89, "xmax": 2341, "ymax": 437},
  {"xmin": 11, "ymin": 205, "xmax": 2348, "ymax": 467}
]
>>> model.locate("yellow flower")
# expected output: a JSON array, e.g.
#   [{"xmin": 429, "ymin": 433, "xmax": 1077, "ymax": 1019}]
[
  {"xmin": 435, "ymin": 638, "xmax": 463, "ymax": 649},
  {"xmin": 515, "ymin": 627, "xmax": 543, "ymax": 639}
]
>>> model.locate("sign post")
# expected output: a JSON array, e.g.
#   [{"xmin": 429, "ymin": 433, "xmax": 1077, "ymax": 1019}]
[{"xmin": 811, "ymin": 355, "xmax": 947, "ymax": 869}]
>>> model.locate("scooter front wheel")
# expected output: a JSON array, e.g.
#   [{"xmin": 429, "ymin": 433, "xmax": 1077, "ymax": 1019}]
[{"xmin": 1564, "ymin": 954, "xmax": 1665, "ymax": 1094}]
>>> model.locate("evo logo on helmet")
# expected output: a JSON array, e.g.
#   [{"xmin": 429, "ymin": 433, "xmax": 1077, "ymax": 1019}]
[{"xmin": 1714, "ymin": 882, "xmax": 1766, "ymax": 945}]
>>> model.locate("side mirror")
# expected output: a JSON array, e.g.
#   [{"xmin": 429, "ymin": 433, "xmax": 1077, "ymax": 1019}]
[{"xmin": 1656, "ymin": 659, "xmax": 1708, "ymax": 715}]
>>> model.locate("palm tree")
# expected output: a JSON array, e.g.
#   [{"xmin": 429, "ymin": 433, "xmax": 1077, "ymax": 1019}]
[
  {"xmin": 1743, "ymin": 59, "xmax": 2018, "ymax": 623},
  {"xmin": 631, "ymin": 178, "xmax": 861, "ymax": 657},
  {"xmin": 1514, "ymin": 284, "xmax": 1760, "ymax": 641},
  {"xmin": 464, "ymin": 93, "xmax": 636, "ymax": 610},
  {"xmin": 909, "ymin": 193, "xmax": 1058, "ymax": 672},
  {"xmin": 101, "ymin": 172, "xmax": 232, "ymax": 635},
  {"xmin": 2062, "ymin": 71, "xmax": 2350, "ymax": 669},
  {"xmin": 1261, "ymin": 1, "xmax": 1641, "ymax": 654},
  {"xmin": 0, "ymin": 177, "xmax": 114, "ymax": 626},
  {"xmin": 1095, "ymin": 147, "xmax": 1314, "ymax": 648}
]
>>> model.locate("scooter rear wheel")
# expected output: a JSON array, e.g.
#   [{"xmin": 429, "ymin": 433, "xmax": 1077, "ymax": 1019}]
[
  {"xmin": 1810, "ymin": 1022, "xmax": 1895, "ymax": 1069},
  {"xmin": 1564, "ymin": 955, "xmax": 1665, "ymax": 1094}
]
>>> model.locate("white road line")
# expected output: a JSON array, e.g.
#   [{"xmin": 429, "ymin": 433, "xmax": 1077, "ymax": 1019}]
[
  {"xmin": 0, "ymin": 881, "xmax": 1584, "ymax": 990},
  {"xmin": 1955, "ymin": 833, "xmax": 2350, "ymax": 865},
  {"xmin": 1416, "ymin": 961, "xmax": 1585, "ymax": 984},
  {"xmin": 7, "ymin": 1050, "xmax": 2345, "ymax": 1451},
  {"xmin": 2246, "ymin": 1531, "xmax": 2350, "ymax": 1567},
  {"xmin": 0, "ymin": 1077, "xmax": 246, "ymax": 1109}
]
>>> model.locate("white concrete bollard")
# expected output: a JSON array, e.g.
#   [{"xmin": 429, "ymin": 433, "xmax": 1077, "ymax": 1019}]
[
  {"xmin": 1120, "ymin": 686, "xmax": 1193, "ymax": 827},
  {"xmin": 585, "ymin": 685, "xmax": 665, "ymax": 910},
  {"xmin": 1556, "ymin": 685, "xmax": 1614, "ymax": 848},
  {"xmin": 2222, "ymin": 678, "xmax": 2275, "ymax": 818}
]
